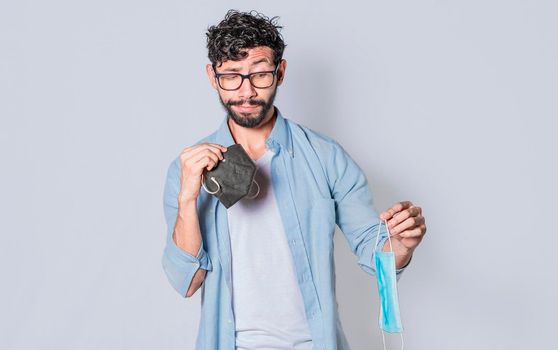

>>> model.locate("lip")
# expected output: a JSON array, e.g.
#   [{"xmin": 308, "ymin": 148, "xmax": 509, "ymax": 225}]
[{"xmin": 234, "ymin": 105, "xmax": 261, "ymax": 112}]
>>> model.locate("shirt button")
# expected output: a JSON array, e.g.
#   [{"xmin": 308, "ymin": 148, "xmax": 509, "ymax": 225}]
[{"xmin": 291, "ymin": 240, "xmax": 297, "ymax": 245}]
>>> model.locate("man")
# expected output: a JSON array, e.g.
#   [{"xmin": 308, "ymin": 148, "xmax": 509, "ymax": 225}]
[{"xmin": 162, "ymin": 10, "xmax": 427, "ymax": 350}]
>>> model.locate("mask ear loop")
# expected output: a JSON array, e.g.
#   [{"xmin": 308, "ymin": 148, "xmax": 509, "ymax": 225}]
[
  {"xmin": 245, "ymin": 179, "xmax": 260, "ymax": 199},
  {"xmin": 375, "ymin": 219, "xmax": 405, "ymax": 350},
  {"xmin": 374, "ymin": 219, "xmax": 392, "ymax": 254},
  {"xmin": 384, "ymin": 219, "xmax": 394, "ymax": 253},
  {"xmin": 201, "ymin": 174, "xmax": 220, "ymax": 194},
  {"xmin": 379, "ymin": 331, "xmax": 405, "ymax": 350},
  {"xmin": 201, "ymin": 175, "xmax": 259, "ymax": 198}
]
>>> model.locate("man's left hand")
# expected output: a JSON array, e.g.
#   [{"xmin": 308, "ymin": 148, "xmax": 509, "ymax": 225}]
[{"xmin": 379, "ymin": 201, "xmax": 427, "ymax": 269}]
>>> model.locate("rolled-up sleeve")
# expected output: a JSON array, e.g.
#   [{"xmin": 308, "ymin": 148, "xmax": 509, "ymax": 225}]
[
  {"xmin": 327, "ymin": 142, "xmax": 408, "ymax": 279},
  {"xmin": 161, "ymin": 158, "xmax": 212, "ymax": 297}
]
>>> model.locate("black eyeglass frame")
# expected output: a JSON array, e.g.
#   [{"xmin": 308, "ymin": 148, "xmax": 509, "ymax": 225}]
[{"xmin": 212, "ymin": 63, "xmax": 281, "ymax": 91}]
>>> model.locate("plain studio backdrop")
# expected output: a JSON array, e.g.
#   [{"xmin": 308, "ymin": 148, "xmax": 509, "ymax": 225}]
[{"xmin": 1, "ymin": 0, "xmax": 556, "ymax": 349}]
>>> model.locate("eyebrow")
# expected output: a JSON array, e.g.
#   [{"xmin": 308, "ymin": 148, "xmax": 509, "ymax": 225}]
[{"xmin": 221, "ymin": 58, "xmax": 272, "ymax": 72}]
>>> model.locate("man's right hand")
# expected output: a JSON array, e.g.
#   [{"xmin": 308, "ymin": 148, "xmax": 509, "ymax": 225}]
[{"xmin": 178, "ymin": 143, "xmax": 228, "ymax": 204}]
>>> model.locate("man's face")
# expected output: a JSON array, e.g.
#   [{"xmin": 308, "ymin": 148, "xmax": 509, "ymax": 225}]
[{"xmin": 206, "ymin": 46, "xmax": 286, "ymax": 128}]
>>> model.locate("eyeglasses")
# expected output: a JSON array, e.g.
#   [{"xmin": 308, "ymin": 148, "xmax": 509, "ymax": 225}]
[{"xmin": 213, "ymin": 64, "xmax": 280, "ymax": 91}]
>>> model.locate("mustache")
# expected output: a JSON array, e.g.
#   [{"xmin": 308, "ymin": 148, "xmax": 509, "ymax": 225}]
[{"xmin": 227, "ymin": 99, "xmax": 266, "ymax": 107}]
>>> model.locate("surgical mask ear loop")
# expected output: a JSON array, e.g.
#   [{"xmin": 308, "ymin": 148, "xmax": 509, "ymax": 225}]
[
  {"xmin": 379, "ymin": 330, "xmax": 405, "ymax": 350},
  {"xmin": 384, "ymin": 219, "xmax": 394, "ymax": 253},
  {"xmin": 374, "ymin": 219, "xmax": 391, "ymax": 253},
  {"xmin": 374, "ymin": 219, "xmax": 405, "ymax": 350},
  {"xmin": 201, "ymin": 174, "xmax": 220, "ymax": 194}
]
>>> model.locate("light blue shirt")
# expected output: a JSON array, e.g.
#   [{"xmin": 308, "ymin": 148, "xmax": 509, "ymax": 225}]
[{"xmin": 162, "ymin": 109, "xmax": 408, "ymax": 349}]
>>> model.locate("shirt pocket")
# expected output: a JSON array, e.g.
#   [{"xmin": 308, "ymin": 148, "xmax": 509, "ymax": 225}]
[{"xmin": 298, "ymin": 197, "xmax": 336, "ymax": 239}]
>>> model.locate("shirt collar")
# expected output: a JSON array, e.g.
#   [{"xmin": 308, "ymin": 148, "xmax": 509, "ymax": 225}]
[{"xmin": 214, "ymin": 107, "xmax": 294, "ymax": 158}]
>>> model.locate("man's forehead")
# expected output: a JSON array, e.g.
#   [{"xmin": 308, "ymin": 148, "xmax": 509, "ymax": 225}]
[{"xmin": 217, "ymin": 46, "xmax": 275, "ymax": 70}]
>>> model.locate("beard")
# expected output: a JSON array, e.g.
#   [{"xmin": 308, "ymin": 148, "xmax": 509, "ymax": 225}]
[{"xmin": 219, "ymin": 87, "xmax": 277, "ymax": 128}]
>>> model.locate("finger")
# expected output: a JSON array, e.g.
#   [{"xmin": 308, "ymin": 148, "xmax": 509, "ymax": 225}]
[
  {"xmin": 196, "ymin": 156, "xmax": 218, "ymax": 172},
  {"xmin": 396, "ymin": 224, "xmax": 426, "ymax": 239},
  {"xmin": 187, "ymin": 148, "xmax": 223, "ymax": 168},
  {"xmin": 383, "ymin": 201, "xmax": 414, "ymax": 220},
  {"xmin": 390, "ymin": 215, "xmax": 424, "ymax": 235},
  {"xmin": 188, "ymin": 148, "xmax": 220, "ymax": 164},
  {"xmin": 193, "ymin": 155, "xmax": 218, "ymax": 173},
  {"xmin": 183, "ymin": 142, "xmax": 227, "ymax": 153},
  {"xmin": 209, "ymin": 143, "xmax": 228, "ymax": 152},
  {"xmin": 181, "ymin": 143, "xmax": 227, "ymax": 160},
  {"xmin": 379, "ymin": 211, "xmax": 391, "ymax": 220},
  {"xmin": 381, "ymin": 205, "xmax": 410, "ymax": 221},
  {"xmin": 202, "ymin": 143, "xmax": 228, "ymax": 154},
  {"xmin": 388, "ymin": 206, "xmax": 421, "ymax": 229},
  {"xmin": 184, "ymin": 144, "xmax": 225, "ymax": 161},
  {"xmin": 188, "ymin": 150, "xmax": 220, "ymax": 172}
]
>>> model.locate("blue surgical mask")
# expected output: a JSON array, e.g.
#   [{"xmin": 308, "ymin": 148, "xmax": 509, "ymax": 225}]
[{"xmin": 374, "ymin": 219, "xmax": 404, "ymax": 349}]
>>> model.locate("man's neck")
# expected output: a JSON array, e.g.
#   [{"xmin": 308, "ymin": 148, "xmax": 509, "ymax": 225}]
[{"xmin": 228, "ymin": 107, "xmax": 277, "ymax": 160}]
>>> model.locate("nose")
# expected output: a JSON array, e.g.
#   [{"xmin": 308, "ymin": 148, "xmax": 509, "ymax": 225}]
[{"xmin": 237, "ymin": 76, "xmax": 257, "ymax": 100}]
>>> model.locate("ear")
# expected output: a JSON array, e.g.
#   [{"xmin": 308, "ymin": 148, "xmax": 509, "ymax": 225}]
[
  {"xmin": 276, "ymin": 59, "xmax": 287, "ymax": 86},
  {"xmin": 206, "ymin": 64, "xmax": 218, "ymax": 90}
]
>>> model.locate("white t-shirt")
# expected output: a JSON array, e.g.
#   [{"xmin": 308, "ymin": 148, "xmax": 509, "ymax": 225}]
[{"xmin": 227, "ymin": 148, "xmax": 313, "ymax": 350}]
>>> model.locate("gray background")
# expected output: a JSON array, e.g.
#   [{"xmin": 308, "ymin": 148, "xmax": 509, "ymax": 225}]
[{"xmin": 1, "ymin": 0, "xmax": 556, "ymax": 349}]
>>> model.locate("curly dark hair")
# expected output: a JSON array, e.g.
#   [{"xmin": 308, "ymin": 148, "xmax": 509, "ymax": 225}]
[{"xmin": 206, "ymin": 10, "xmax": 286, "ymax": 68}]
